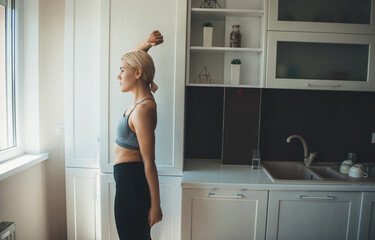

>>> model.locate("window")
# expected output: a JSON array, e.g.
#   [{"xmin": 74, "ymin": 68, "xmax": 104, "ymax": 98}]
[{"xmin": 0, "ymin": 0, "xmax": 19, "ymax": 161}]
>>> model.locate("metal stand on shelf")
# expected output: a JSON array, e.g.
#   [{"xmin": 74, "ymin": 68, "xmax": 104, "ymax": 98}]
[
  {"xmin": 200, "ymin": 0, "xmax": 222, "ymax": 8},
  {"xmin": 196, "ymin": 66, "xmax": 213, "ymax": 84}
]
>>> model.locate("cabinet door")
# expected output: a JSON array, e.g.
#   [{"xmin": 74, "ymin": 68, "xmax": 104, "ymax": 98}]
[
  {"xmin": 182, "ymin": 189, "xmax": 268, "ymax": 240},
  {"xmin": 66, "ymin": 168, "xmax": 100, "ymax": 240},
  {"xmin": 99, "ymin": 0, "xmax": 187, "ymax": 175},
  {"xmin": 358, "ymin": 192, "xmax": 375, "ymax": 240},
  {"xmin": 100, "ymin": 174, "xmax": 182, "ymax": 240},
  {"xmin": 268, "ymin": 0, "xmax": 375, "ymax": 34},
  {"xmin": 266, "ymin": 191, "xmax": 361, "ymax": 240},
  {"xmin": 64, "ymin": 0, "xmax": 101, "ymax": 168},
  {"xmin": 266, "ymin": 31, "xmax": 375, "ymax": 91}
]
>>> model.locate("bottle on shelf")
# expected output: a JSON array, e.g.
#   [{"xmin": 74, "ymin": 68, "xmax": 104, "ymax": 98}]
[{"xmin": 230, "ymin": 24, "xmax": 241, "ymax": 48}]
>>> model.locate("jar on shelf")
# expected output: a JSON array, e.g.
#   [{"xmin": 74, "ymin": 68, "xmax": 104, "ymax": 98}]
[{"xmin": 230, "ymin": 25, "xmax": 241, "ymax": 48}]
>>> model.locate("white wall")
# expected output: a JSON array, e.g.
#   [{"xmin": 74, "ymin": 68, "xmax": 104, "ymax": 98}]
[
  {"xmin": 0, "ymin": 0, "xmax": 66, "ymax": 239},
  {"xmin": 0, "ymin": 163, "xmax": 49, "ymax": 239},
  {"xmin": 39, "ymin": 0, "xmax": 66, "ymax": 238}
]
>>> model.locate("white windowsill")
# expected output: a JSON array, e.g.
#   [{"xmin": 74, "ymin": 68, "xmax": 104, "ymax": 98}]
[{"xmin": 0, "ymin": 153, "xmax": 50, "ymax": 181}]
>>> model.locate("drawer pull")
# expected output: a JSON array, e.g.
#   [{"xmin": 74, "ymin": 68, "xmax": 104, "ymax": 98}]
[
  {"xmin": 208, "ymin": 192, "xmax": 243, "ymax": 199},
  {"xmin": 300, "ymin": 195, "xmax": 335, "ymax": 200},
  {"xmin": 307, "ymin": 83, "xmax": 341, "ymax": 88}
]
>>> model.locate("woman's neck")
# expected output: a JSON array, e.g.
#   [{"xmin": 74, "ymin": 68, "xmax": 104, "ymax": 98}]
[{"xmin": 132, "ymin": 82, "xmax": 153, "ymax": 103}]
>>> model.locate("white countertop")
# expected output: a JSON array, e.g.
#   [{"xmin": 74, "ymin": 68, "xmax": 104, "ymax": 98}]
[{"xmin": 182, "ymin": 159, "xmax": 375, "ymax": 191}]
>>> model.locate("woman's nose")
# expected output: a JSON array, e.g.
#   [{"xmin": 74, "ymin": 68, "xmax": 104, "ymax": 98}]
[{"xmin": 117, "ymin": 74, "xmax": 121, "ymax": 80}]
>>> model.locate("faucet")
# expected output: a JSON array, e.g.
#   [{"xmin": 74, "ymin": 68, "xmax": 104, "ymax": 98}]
[{"xmin": 286, "ymin": 135, "xmax": 318, "ymax": 166}]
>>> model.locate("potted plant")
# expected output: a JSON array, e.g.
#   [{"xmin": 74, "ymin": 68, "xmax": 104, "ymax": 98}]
[
  {"xmin": 202, "ymin": 21, "xmax": 213, "ymax": 47},
  {"xmin": 231, "ymin": 58, "xmax": 241, "ymax": 85}
]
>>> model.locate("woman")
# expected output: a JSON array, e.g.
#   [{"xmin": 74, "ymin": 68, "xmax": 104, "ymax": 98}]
[{"xmin": 114, "ymin": 30, "xmax": 164, "ymax": 239}]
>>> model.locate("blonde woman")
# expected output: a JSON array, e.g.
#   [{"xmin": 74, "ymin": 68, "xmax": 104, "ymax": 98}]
[{"xmin": 114, "ymin": 30, "xmax": 164, "ymax": 239}]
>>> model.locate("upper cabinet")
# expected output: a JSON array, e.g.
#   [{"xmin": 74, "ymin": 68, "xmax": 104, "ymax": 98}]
[
  {"xmin": 99, "ymin": 0, "xmax": 187, "ymax": 175},
  {"xmin": 268, "ymin": 0, "xmax": 375, "ymax": 34},
  {"xmin": 266, "ymin": 31, "xmax": 375, "ymax": 91},
  {"xmin": 186, "ymin": 0, "xmax": 267, "ymax": 88},
  {"xmin": 266, "ymin": 0, "xmax": 375, "ymax": 92}
]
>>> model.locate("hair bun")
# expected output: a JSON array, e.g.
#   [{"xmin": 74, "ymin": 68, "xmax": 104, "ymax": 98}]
[{"xmin": 150, "ymin": 81, "xmax": 159, "ymax": 93}]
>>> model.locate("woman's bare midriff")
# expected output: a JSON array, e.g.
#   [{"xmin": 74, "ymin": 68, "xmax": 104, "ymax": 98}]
[{"xmin": 114, "ymin": 142, "xmax": 143, "ymax": 165}]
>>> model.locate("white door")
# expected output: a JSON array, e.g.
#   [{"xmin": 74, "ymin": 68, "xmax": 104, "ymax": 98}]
[
  {"xmin": 66, "ymin": 168, "xmax": 101, "ymax": 240},
  {"xmin": 181, "ymin": 188, "xmax": 268, "ymax": 240},
  {"xmin": 100, "ymin": 174, "xmax": 182, "ymax": 240},
  {"xmin": 99, "ymin": 0, "xmax": 187, "ymax": 175},
  {"xmin": 266, "ymin": 191, "xmax": 362, "ymax": 240},
  {"xmin": 358, "ymin": 192, "xmax": 375, "ymax": 240},
  {"xmin": 64, "ymin": 0, "xmax": 101, "ymax": 168}
]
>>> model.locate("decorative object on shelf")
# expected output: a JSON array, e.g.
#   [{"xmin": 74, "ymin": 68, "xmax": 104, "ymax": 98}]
[
  {"xmin": 196, "ymin": 66, "xmax": 213, "ymax": 84},
  {"xmin": 202, "ymin": 22, "xmax": 214, "ymax": 47},
  {"xmin": 230, "ymin": 25, "xmax": 241, "ymax": 48},
  {"xmin": 199, "ymin": 0, "xmax": 222, "ymax": 8},
  {"xmin": 231, "ymin": 58, "xmax": 241, "ymax": 85}
]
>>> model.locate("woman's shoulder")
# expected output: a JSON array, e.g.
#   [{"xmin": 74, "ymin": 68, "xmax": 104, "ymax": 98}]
[{"xmin": 133, "ymin": 99, "xmax": 156, "ymax": 117}]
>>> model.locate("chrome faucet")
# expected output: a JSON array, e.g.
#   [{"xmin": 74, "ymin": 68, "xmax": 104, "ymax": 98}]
[{"xmin": 286, "ymin": 135, "xmax": 318, "ymax": 166}]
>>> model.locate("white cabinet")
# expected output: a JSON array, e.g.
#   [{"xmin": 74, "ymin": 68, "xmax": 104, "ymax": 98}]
[
  {"xmin": 181, "ymin": 188, "xmax": 268, "ymax": 240},
  {"xmin": 358, "ymin": 192, "xmax": 375, "ymax": 240},
  {"xmin": 268, "ymin": 0, "xmax": 375, "ymax": 34},
  {"xmin": 186, "ymin": 0, "xmax": 267, "ymax": 88},
  {"xmin": 266, "ymin": 31, "xmax": 375, "ymax": 91},
  {"xmin": 266, "ymin": 191, "xmax": 362, "ymax": 240},
  {"xmin": 100, "ymin": 174, "xmax": 182, "ymax": 240},
  {"xmin": 99, "ymin": 0, "xmax": 187, "ymax": 175},
  {"xmin": 66, "ymin": 168, "xmax": 101, "ymax": 240}
]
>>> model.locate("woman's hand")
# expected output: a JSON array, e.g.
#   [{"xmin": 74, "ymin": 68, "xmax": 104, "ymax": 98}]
[
  {"xmin": 147, "ymin": 30, "xmax": 164, "ymax": 46},
  {"xmin": 148, "ymin": 204, "xmax": 163, "ymax": 227}
]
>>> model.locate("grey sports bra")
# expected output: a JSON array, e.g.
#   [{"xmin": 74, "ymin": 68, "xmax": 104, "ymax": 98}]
[{"xmin": 115, "ymin": 98, "xmax": 155, "ymax": 151}]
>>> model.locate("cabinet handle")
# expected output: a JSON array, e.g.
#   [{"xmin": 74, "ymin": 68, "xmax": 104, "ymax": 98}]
[
  {"xmin": 208, "ymin": 192, "xmax": 243, "ymax": 199},
  {"xmin": 307, "ymin": 83, "xmax": 341, "ymax": 88},
  {"xmin": 300, "ymin": 195, "xmax": 335, "ymax": 200}
]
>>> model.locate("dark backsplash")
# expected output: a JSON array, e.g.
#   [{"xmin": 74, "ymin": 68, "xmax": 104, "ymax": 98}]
[
  {"xmin": 184, "ymin": 87, "xmax": 224, "ymax": 159},
  {"xmin": 184, "ymin": 87, "xmax": 375, "ymax": 164},
  {"xmin": 260, "ymin": 89, "xmax": 375, "ymax": 163},
  {"xmin": 222, "ymin": 88, "xmax": 260, "ymax": 164}
]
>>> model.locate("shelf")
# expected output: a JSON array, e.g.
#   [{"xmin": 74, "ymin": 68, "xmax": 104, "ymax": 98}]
[
  {"xmin": 191, "ymin": 8, "xmax": 264, "ymax": 20},
  {"xmin": 190, "ymin": 46, "xmax": 263, "ymax": 53},
  {"xmin": 187, "ymin": 83, "xmax": 261, "ymax": 88}
]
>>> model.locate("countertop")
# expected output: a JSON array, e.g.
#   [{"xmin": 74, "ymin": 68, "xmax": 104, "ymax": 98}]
[{"xmin": 182, "ymin": 158, "xmax": 375, "ymax": 191}]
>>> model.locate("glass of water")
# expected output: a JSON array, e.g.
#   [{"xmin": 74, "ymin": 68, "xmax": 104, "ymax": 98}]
[{"xmin": 252, "ymin": 149, "xmax": 261, "ymax": 169}]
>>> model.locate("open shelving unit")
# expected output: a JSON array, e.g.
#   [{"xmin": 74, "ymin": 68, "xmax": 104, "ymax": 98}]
[{"xmin": 186, "ymin": 0, "xmax": 267, "ymax": 88}]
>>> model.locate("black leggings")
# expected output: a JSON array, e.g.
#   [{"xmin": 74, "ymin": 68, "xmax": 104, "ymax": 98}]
[{"xmin": 114, "ymin": 161, "xmax": 152, "ymax": 240}]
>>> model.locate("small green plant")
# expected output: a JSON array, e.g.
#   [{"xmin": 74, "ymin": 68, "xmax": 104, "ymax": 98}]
[
  {"xmin": 202, "ymin": 21, "xmax": 214, "ymax": 27},
  {"xmin": 231, "ymin": 58, "xmax": 241, "ymax": 64}
]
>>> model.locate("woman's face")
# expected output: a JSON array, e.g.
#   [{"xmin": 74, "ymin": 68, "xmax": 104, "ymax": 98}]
[{"xmin": 117, "ymin": 62, "xmax": 138, "ymax": 92}]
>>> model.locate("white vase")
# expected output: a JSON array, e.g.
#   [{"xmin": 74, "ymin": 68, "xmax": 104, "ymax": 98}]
[
  {"xmin": 203, "ymin": 27, "xmax": 213, "ymax": 47},
  {"xmin": 231, "ymin": 64, "xmax": 240, "ymax": 85}
]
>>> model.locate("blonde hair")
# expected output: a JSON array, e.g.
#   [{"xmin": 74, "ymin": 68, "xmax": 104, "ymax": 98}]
[{"xmin": 121, "ymin": 50, "xmax": 158, "ymax": 93}]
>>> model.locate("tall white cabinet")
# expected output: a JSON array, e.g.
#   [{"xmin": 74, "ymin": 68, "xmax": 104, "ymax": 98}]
[
  {"xmin": 64, "ymin": 0, "xmax": 102, "ymax": 239},
  {"xmin": 99, "ymin": 0, "xmax": 186, "ymax": 176},
  {"xmin": 65, "ymin": 0, "xmax": 187, "ymax": 239}
]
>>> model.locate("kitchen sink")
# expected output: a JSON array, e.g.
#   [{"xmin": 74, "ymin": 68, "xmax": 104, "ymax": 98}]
[
  {"xmin": 307, "ymin": 166, "xmax": 347, "ymax": 180},
  {"xmin": 262, "ymin": 161, "xmax": 375, "ymax": 183},
  {"xmin": 262, "ymin": 161, "xmax": 322, "ymax": 182}
]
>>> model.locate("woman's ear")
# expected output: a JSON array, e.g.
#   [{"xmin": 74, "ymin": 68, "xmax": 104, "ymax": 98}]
[{"xmin": 135, "ymin": 67, "xmax": 143, "ymax": 79}]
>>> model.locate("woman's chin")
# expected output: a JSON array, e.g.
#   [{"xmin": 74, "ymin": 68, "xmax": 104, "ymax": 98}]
[{"xmin": 121, "ymin": 87, "xmax": 131, "ymax": 93}]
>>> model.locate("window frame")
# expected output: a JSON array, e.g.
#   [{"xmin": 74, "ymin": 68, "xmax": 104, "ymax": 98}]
[{"xmin": 0, "ymin": 0, "xmax": 24, "ymax": 162}]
